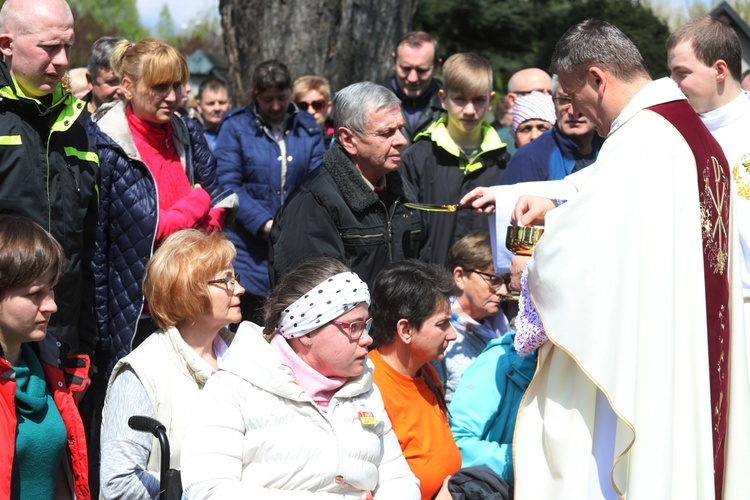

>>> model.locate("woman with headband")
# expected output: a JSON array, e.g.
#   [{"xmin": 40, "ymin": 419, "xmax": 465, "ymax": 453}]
[{"xmin": 180, "ymin": 257, "xmax": 420, "ymax": 499}]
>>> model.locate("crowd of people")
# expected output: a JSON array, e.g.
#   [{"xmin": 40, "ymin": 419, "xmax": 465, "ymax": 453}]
[{"xmin": 1, "ymin": 0, "xmax": 750, "ymax": 498}]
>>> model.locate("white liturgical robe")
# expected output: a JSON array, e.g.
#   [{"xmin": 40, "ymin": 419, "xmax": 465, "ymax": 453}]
[{"xmin": 513, "ymin": 78, "xmax": 750, "ymax": 499}]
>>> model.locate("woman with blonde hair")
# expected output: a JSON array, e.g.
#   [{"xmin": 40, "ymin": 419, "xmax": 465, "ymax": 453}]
[
  {"xmin": 91, "ymin": 38, "xmax": 238, "ymax": 377},
  {"xmin": 100, "ymin": 229, "xmax": 244, "ymax": 499}
]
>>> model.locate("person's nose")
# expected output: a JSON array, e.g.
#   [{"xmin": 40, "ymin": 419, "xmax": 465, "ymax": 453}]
[
  {"xmin": 164, "ymin": 86, "xmax": 178, "ymax": 103},
  {"xmin": 406, "ymin": 68, "xmax": 419, "ymax": 83},
  {"xmin": 530, "ymin": 128, "xmax": 544, "ymax": 141},
  {"xmin": 52, "ymin": 47, "xmax": 70, "ymax": 69},
  {"xmin": 464, "ymin": 101, "xmax": 476, "ymax": 116},
  {"xmin": 234, "ymin": 282, "xmax": 246, "ymax": 297},
  {"xmin": 359, "ymin": 329, "xmax": 374, "ymax": 347},
  {"xmin": 41, "ymin": 291, "xmax": 58, "ymax": 314},
  {"xmin": 446, "ymin": 326, "xmax": 458, "ymax": 342},
  {"xmin": 393, "ymin": 128, "xmax": 408, "ymax": 149}
]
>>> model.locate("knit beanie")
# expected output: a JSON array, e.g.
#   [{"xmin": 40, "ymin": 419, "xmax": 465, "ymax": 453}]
[{"xmin": 512, "ymin": 91, "xmax": 556, "ymax": 132}]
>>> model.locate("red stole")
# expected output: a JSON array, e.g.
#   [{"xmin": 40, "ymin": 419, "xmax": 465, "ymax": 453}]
[{"xmin": 648, "ymin": 101, "xmax": 730, "ymax": 500}]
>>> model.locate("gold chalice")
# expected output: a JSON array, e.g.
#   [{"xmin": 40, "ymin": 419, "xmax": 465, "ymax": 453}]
[{"xmin": 506, "ymin": 225, "xmax": 544, "ymax": 256}]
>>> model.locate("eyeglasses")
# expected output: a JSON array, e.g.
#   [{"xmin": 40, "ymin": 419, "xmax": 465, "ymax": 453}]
[
  {"xmin": 466, "ymin": 269, "xmax": 510, "ymax": 289},
  {"xmin": 554, "ymin": 95, "xmax": 573, "ymax": 108},
  {"xmin": 296, "ymin": 99, "xmax": 326, "ymax": 112},
  {"xmin": 331, "ymin": 317, "xmax": 373, "ymax": 340},
  {"xmin": 208, "ymin": 274, "xmax": 241, "ymax": 291}
]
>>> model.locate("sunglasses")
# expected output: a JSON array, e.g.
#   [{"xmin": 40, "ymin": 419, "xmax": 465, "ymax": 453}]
[{"xmin": 296, "ymin": 99, "xmax": 326, "ymax": 112}]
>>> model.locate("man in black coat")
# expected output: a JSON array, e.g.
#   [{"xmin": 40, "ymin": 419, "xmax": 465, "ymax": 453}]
[{"xmin": 270, "ymin": 81, "xmax": 427, "ymax": 290}]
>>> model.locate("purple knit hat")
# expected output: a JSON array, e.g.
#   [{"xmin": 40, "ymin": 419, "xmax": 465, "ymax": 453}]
[{"xmin": 512, "ymin": 91, "xmax": 556, "ymax": 132}]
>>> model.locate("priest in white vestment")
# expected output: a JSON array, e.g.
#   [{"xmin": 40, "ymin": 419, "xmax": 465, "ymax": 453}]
[{"xmin": 463, "ymin": 19, "xmax": 750, "ymax": 500}]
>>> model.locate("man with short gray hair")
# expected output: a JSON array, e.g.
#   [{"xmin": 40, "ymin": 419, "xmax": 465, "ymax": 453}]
[
  {"xmin": 84, "ymin": 36, "xmax": 123, "ymax": 114},
  {"xmin": 270, "ymin": 81, "xmax": 425, "ymax": 289}
]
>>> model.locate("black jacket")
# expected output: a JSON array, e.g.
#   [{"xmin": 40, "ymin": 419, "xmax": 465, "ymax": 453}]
[
  {"xmin": 389, "ymin": 77, "xmax": 446, "ymax": 143},
  {"xmin": 269, "ymin": 142, "xmax": 426, "ymax": 290},
  {"xmin": 401, "ymin": 119, "xmax": 508, "ymax": 265},
  {"xmin": 0, "ymin": 61, "xmax": 99, "ymax": 358}
]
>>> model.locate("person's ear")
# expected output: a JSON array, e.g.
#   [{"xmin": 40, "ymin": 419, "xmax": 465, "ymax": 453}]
[
  {"xmin": 438, "ymin": 89, "xmax": 447, "ymax": 110},
  {"xmin": 715, "ymin": 59, "xmax": 729, "ymax": 83},
  {"xmin": 589, "ymin": 66, "xmax": 608, "ymax": 98},
  {"xmin": 0, "ymin": 34, "xmax": 13, "ymax": 59},
  {"xmin": 338, "ymin": 126, "xmax": 358, "ymax": 156},
  {"xmin": 396, "ymin": 318, "xmax": 412, "ymax": 344},
  {"xmin": 120, "ymin": 76, "xmax": 135, "ymax": 100},
  {"xmin": 489, "ymin": 91, "xmax": 496, "ymax": 110},
  {"xmin": 453, "ymin": 267, "xmax": 467, "ymax": 291},
  {"xmin": 85, "ymin": 71, "xmax": 94, "ymax": 92}
]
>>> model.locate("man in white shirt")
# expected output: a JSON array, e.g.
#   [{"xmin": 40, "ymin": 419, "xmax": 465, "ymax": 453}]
[{"xmin": 667, "ymin": 14, "xmax": 750, "ymax": 344}]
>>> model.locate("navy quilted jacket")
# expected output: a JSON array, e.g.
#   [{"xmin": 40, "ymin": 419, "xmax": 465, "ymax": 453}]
[
  {"xmin": 91, "ymin": 101, "xmax": 236, "ymax": 376},
  {"xmin": 215, "ymin": 104, "xmax": 324, "ymax": 296}
]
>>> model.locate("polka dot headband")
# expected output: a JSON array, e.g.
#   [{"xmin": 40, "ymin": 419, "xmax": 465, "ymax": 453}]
[{"xmin": 275, "ymin": 272, "xmax": 370, "ymax": 339}]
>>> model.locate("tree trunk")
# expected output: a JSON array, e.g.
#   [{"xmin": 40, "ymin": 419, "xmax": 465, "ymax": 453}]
[{"xmin": 219, "ymin": 0, "xmax": 418, "ymax": 106}]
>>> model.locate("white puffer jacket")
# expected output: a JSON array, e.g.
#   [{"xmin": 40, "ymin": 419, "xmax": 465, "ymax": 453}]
[{"xmin": 180, "ymin": 322, "xmax": 420, "ymax": 499}]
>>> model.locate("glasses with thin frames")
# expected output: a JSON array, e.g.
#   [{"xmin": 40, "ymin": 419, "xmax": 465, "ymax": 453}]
[
  {"xmin": 208, "ymin": 274, "xmax": 241, "ymax": 291},
  {"xmin": 554, "ymin": 95, "xmax": 573, "ymax": 108},
  {"xmin": 466, "ymin": 269, "xmax": 509, "ymax": 289},
  {"xmin": 331, "ymin": 317, "xmax": 373, "ymax": 340},
  {"xmin": 296, "ymin": 99, "xmax": 326, "ymax": 112}
]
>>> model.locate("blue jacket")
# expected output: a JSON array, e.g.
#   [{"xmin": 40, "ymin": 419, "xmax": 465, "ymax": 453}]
[
  {"xmin": 449, "ymin": 333, "xmax": 537, "ymax": 486},
  {"xmin": 91, "ymin": 101, "xmax": 236, "ymax": 376},
  {"xmin": 215, "ymin": 104, "xmax": 325, "ymax": 296},
  {"xmin": 499, "ymin": 124, "xmax": 603, "ymax": 185}
]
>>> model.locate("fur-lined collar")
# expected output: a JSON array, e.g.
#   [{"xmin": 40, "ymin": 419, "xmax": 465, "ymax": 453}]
[{"xmin": 323, "ymin": 142, "xmax": 417, "ymax": 212}]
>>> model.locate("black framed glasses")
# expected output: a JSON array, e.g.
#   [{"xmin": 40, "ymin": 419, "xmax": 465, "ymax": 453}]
[
  {"xmin": 466, "ymin": 269, "xmax": 509, "ymax": 289},
  {"xmin": 331, "ymin": 317, "xmax": 373, "ymax": 340},
  {"xmin": 208, "ymin": 274, "xmax": 240, "ymax": 291},
  {"xmin": 296, "ymin": 99, "xmax": 326, "ymax": 112}
]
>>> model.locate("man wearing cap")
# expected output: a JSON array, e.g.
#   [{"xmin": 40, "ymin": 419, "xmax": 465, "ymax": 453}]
[{"xmin": 500, "ymin": 75, "xmax": 603, "ymax": 185}]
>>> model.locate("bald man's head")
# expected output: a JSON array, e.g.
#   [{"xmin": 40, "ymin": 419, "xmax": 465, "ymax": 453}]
[
  {"xmin": 507, "ymin": 68, "xmax": 552, "ymax": 107},
  {"xmin": 0, "ymin": 0, "xmax": 74, "ymax": 97}
]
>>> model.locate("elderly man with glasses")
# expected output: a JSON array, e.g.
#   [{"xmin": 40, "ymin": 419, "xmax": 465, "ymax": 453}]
[{"xmin": 500, "ymin": 74, "xmax": 604, "ymax": 185}]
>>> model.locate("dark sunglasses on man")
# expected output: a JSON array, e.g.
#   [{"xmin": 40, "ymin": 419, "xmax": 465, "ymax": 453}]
[{"xmin": 296, "ymin": 99, "xmax": 326, "ymax": 112}]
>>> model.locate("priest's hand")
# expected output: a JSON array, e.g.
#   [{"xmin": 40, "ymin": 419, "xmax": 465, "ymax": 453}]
[
  {"xmin": 512, "ymin": 195, "xmax": 557, "ymax": 227},
  {"xmin": 460, "ymin": 187, "xmax": 496, "ymax": 214}
]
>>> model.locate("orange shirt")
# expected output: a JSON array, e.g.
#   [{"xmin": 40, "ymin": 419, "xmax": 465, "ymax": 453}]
[{"xmin": 370, "ymin": 350, "xmax": 462, "ymax": 499}]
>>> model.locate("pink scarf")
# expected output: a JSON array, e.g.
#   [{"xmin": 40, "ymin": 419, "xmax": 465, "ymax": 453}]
[{"xmin": 269, "ymin": 334, "xmax": 347, "ymax": 412}]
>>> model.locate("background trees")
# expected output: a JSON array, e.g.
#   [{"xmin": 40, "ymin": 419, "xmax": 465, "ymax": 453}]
[
  {"xmin": 217, "ymin": 0, "xmax": 417, "ymax": 106},
  {"xmin": 415, "ymin": 0, "xmax": 672, "ymax": 91}
]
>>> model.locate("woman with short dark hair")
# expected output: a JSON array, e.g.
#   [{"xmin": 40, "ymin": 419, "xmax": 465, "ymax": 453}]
[
  {"xmin": 369, "ymin": 259, "xmax": 461, "ymax": 500},
  {"xmin": 0, "ymin": 214, "xmax": 90, "ymax": 499}
]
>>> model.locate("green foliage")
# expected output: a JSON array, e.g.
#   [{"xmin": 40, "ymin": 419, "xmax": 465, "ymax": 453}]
[
  {"xmin": 536, "ymin": 0, "xmax": 671, "ymax": 79},
  {"xmin": 69, "ymin": 0, "xmax": 146, "ymax": 40},
  {"xmin": 414, "ymin": 0, "xmax": 671, "ymax": 90}
]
